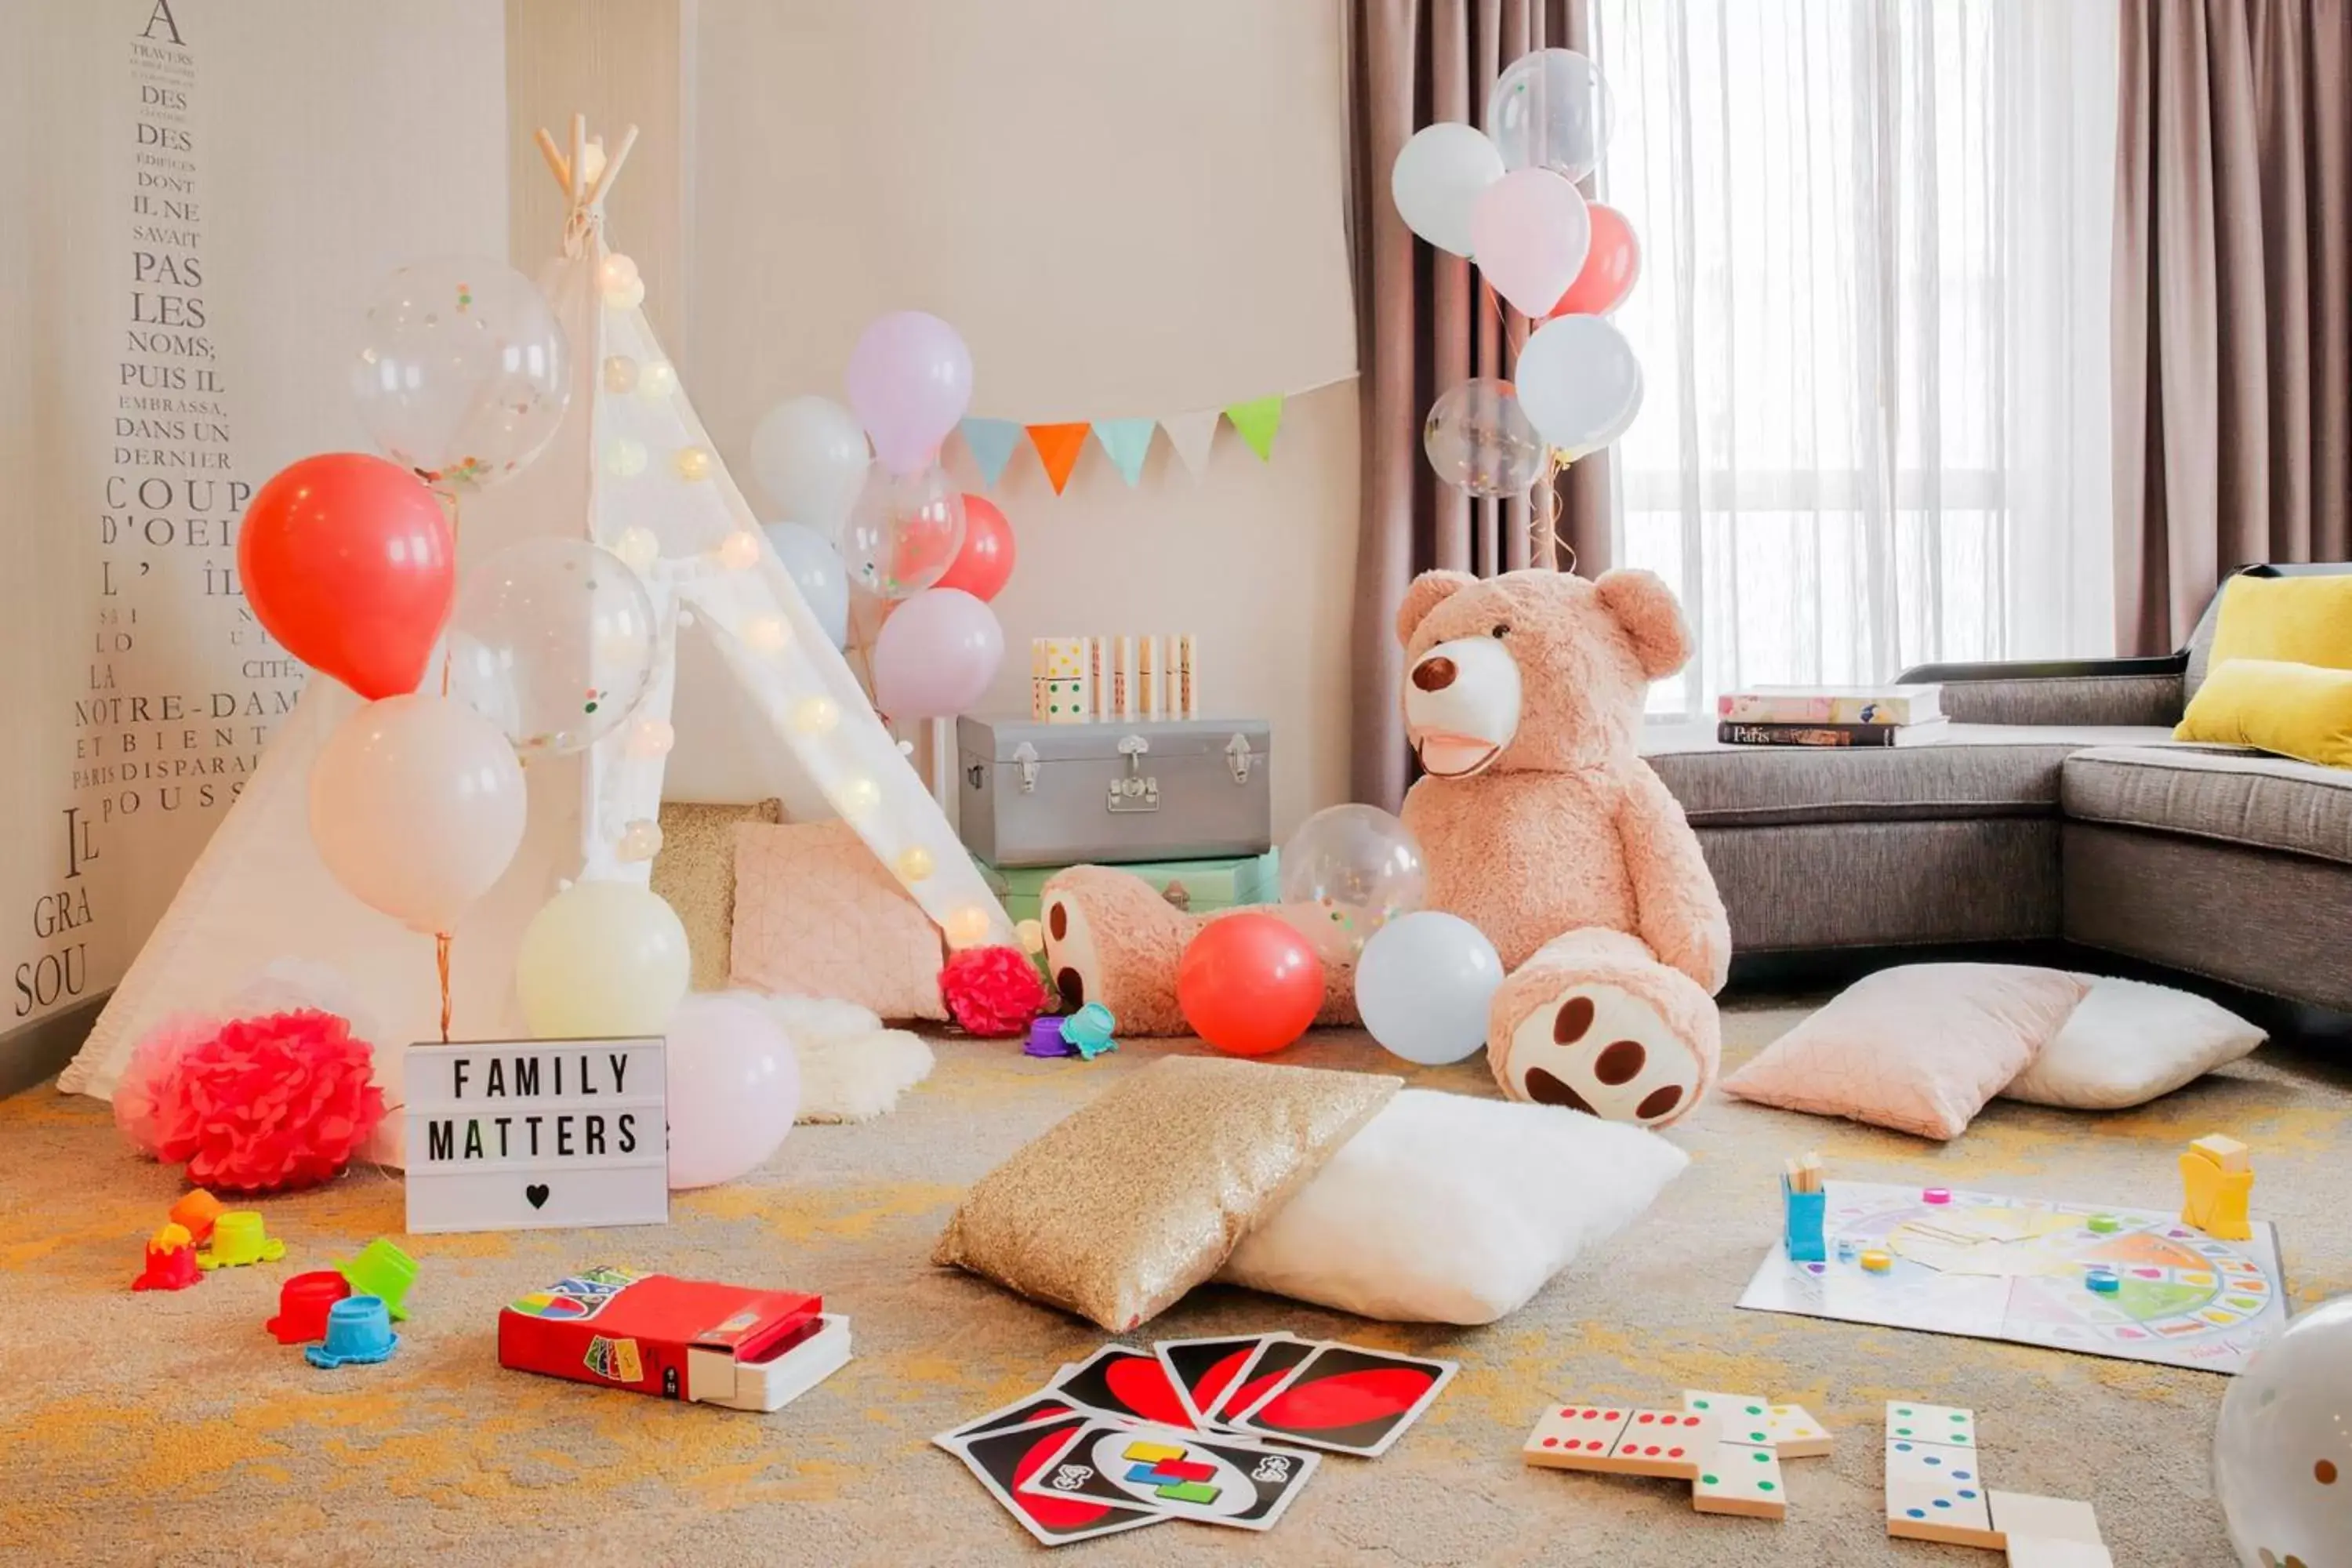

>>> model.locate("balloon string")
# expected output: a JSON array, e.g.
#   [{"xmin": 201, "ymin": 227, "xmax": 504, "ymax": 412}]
[
  {"xmin": 435, "ymin": 931, "xmax": 452, "ymax": 1044},
  {"xmin": 1527, "ymin": 450, "xmax": 1578, "ymax": 574}
]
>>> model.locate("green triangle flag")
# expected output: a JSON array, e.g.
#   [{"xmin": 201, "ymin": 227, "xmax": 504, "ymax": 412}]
[{"xmin": 1222, "ymin": 394, "xmax": 1285, "ymax": 462}]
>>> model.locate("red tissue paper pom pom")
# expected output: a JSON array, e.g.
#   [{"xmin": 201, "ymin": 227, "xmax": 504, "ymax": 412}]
[
  {"xmin": 114, "ymin": 1011, "xmax": 224, "ymax": 1157},
  {"xmin": 141, "ymin": 1009, "xmax": 389, "ymax": 1192},
  {"xmin": 940, "ymin": 945, "xmax": 1049, "ymax": 1038}
]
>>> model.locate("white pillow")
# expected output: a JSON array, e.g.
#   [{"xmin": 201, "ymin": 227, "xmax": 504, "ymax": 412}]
[
  {"xmin": 1215, "ymin": 1089, "xmax": 1689, "ymax": 1325},
  {"xmin": 1998, "ymin": 975, "xmax": 2264, "ymax": 1110}
]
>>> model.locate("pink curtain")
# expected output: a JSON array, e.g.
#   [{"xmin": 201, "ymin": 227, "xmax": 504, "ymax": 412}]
[
  {"xmin": 2114, "ymin": 0, "xmax": 2352, "ymax": 653},
  {"xmin": 1348, "ymin": 0, "xmax": 1610, "ymax": 811}
]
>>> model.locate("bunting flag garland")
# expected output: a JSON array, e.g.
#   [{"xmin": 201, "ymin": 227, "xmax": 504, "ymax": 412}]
[
  {"xmin": 1222, "ymin": 394, "xmax": 1286, "ymax": 462},
  {"xmin": 1024, "ymin": 423, "xmax": 1092, "ymax": 495},
  {"xmin": 1158, "ymin": 410, "xmax": 1221, "ymax": 479},
  {"xmin": 1091, "ymin": 418, "xmax": 1156, "ymax": 485},
  {"xmin": 958, "ymin": 417, "xmax": 1024, "ymax": 488},
  {"xmin": 950, "ymin": 376, "xmax": 1341, "ymax": 495}
]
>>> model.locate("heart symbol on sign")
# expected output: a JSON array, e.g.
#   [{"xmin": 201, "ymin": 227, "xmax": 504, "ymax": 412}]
[{"xmin": 525, "ymin": 1184, "xmax": 550, "ymax": 1210}]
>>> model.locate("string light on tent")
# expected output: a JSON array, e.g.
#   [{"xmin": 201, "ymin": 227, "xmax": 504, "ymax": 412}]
[
  {"xmin": 612, "ymin": 526, "xmax": 659, "ymax": 573},
  {"xmin": 1016, "ymin": 919, "xmax": 1045, "ymax": 954},
  {"xmin": 603, "ymin": 354, "xmax": 639, "ymax": 394},
  {"xmin": 833, "ymin": 776, "xmax": 880, "ymax": 822},
  {"xmin": 603, "ymin": 437, "xmax": 647, "ymax": 478},
  {"xmin": 578, "ymin": 138, "xmax": 608, "ymax": 188},
  {"xmin": 615, "ymin": 817, "xmax": 663, "ymax": 862},
  {"xmin": 600, "ymin": 252, "xmax": 644, "ymax": 309},
  {"xmin": 717, "ymin": 529, "xmax": 761, "ymax": 571},
  {"xmin": 674, "ymin": 445, "xmax": 713, "ymax": 482},
  {"xmin": 744, "ymin": 615, "xmax": 790, "ymax": 653},
  {"xmin": 625, "ymin": 717, "xmax": 673, "ymax": 758},
  {"xmin": 637, "ymin": 361, "xmax": 677, "ymax": 401},
  {"xmin": 895, "ymin": 846, "xmax": 935, "ymax": 883},
  {"xmin": 791, "ymin": 695, "xmax": 837, "ymax": 735},
  {"xmin": 944, "ymin": 906, "xmax": 993, "ymax": 949}
]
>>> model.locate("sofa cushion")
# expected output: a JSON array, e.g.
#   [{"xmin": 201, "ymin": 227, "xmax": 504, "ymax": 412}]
[
  {"xmin": 2061, "ymin": 746, "xmax": 2352, "ymax": 867},
  {"xmin": 1643, "ymin": 723, "xmax": 2177, "ymax": 828}
]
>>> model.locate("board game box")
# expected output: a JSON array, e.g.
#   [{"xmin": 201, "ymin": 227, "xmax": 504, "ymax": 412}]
[
  {"xmin": 497, "ymin": 1266, "xmax": 850, "ymax": 1410},
  {"xmin": 1737, "ymin": 1180, "xmax": 2285, "ymax": 1374}
]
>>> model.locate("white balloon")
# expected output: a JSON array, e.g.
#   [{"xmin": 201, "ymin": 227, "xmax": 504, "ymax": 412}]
[
  {"xmin": 308, "ymin": 695, "xmax": 528, "ymax": 936},
  {"xmin": 763, "ymin": 521, "xmax": 851, "ymax": 648},
  {"xmin": 750, "ymin": 395, "xmax": 871, "ymax": 532},
  {"xmin": 1390, "ymin": 123, "xmax": 1506, "ymax": 257},
  {"xmin": 1515, "ymin": 314, "xmax": 1642, "ymax": 452},
  {"xmin": 2216, "ymin": 1293, "xmax": 2352, "ymax": 1567},
  {"xmin": 1559, "ymin": 365, "xmax": 1646, "ymax": 461},
  {"xmin": 1355, "ymin": 913, "xmax": 1504, "ymax": 1065},
  {"xmin": 1486, "ymin": 49, "xmax": 1614, "ymax": 180}
]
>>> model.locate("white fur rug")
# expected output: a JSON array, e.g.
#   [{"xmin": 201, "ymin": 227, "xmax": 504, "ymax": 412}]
[{"xmin": 736, "ymin": 993, "xmax": 936, "ymax": 1123}]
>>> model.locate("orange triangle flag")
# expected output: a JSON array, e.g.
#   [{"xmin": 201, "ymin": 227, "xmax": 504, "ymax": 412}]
[{"xmin": 1025, "ymin": 423, "xmax": 1092, "ymax": 495}]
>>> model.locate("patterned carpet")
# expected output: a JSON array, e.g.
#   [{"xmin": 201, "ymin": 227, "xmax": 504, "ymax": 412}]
[{"xmin": 2, "ymin": 995, "xmax": 2347, "ymax": 1567}]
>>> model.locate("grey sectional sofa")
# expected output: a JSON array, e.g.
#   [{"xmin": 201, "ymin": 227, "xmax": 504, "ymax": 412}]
[{"xmin": 1643, "ymin": 563, "xmax": 2352, "ymax": 1015}]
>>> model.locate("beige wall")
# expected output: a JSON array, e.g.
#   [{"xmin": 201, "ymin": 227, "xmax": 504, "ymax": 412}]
[{"xmin": 503, "ymin": 0, "xmax": 1363, "ymax": 837}]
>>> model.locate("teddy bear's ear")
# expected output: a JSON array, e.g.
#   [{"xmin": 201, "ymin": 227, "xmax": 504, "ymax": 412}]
[
  {"xmin": 1595, "ymin": 568, "xmax": 1693, "ymax": 680},
  {"xmin": 1396, "ymin": 571, "xmax": 1477, "ymax": 645}
]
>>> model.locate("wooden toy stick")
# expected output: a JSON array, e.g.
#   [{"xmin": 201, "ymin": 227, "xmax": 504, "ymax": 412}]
[
  {"xmin": 534, "ymin": 128, "xmax": 572, "ymax": 194},
  {"xmin": 587, "ymin": 123, "xmax": 640, "ymax": 207},
  {"xmin": 568, "ymin": 113, "xmax": 587, "ymax": 205}
]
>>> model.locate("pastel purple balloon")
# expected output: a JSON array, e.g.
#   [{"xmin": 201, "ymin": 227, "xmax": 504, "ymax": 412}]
[
  {"xmin": 845, "ymin": 311, "xmax": 974, "ymax": 476},
  {"xmin": 871, "ymin": 587, "xmax": 1004, "ymax": 719},
  {"xmin": 663, "ymin": 994, "xmax": 800, "ymax": 1190}
]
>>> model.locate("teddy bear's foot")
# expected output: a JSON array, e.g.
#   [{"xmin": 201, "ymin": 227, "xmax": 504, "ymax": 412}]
[
  {"xmin": 1488, "ymin": 929, "xmax": 1720, "ymax": 1127},
  {"xmin": 1038, "ymin": 866, "xmax": 1196, "ymax": 1036}
]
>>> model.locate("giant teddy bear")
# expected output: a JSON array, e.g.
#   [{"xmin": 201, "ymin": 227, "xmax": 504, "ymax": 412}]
[{"xmin": 1038, "ymin": 567, "xmax": 1730, "ymax": 1127}]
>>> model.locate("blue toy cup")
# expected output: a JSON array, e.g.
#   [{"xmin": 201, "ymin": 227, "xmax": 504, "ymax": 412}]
[
  {"xmin": 1781, "ymin": 1176, "xmax": 1828, "ymax": 1264},
  {"xmin": 304, "ymin": 1294, "xmax": 401, "ymax": 1369}
]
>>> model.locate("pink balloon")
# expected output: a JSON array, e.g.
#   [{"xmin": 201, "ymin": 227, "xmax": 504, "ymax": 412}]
[
  {"xmin": 845, "ymin": 311, "xmax": 974, "ymax": 477},
  {"xmin": 664, "ymin": 995, "xmax": 800, "ymax": 1190},
  {"xmin": 871, "ymin": 587, "xmax": 1004, "ymax": 719},
  {"xmin": 1468, "ymin": 169, "xmax": 1592, "ymax": 317},
  {"xmin": 1547, "ymin": 201, "xmax": 1642, "ymax": 318}
]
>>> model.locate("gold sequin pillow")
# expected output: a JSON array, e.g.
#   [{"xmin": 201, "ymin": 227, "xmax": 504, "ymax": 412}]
[
  {"xmin": 934, "ymin": 1058, "xmax": 1400, "ymax": 1331},
  {"xmin": 650, "ymin": 799, "xmax": 783, "ymax": 991}
]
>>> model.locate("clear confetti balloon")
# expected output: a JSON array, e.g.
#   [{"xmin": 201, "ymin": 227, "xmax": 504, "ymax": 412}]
[
  {"xmin": 350, "ymin": 259, "xmax": 569, "ymax": 491},
  {"xmin": 844, "ymin": 463, "xmax": 966, "ymax": 600},
  {"xmin": 445, "ymin": 539, "xmax": 658, "ymax": 757},
  {"xmin": 1425, "ymin": 378, "xmax": 1549, "ymax": 498},
  {"xmin": 1486, "ymin": 49, "xmax": 1614, "ymax": 182},
  {"xmin": 1279, "ymin": 804, "xmax": 1428, "ymax": 962}
]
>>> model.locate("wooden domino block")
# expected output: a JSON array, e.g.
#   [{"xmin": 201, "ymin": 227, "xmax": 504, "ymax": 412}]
[
  {"xmin": 1991, "ymin": 1491, "xmax": 2108, "ymax": 1565},
  {"xmin": 1692, "ymin": 1431, "xmax": 1786, "ymax": 1520},
  {"xmin": 1523, "ymin": 1404, "xmax": 1714, "ymax": 1479},
  {"xmin": 1682, "ymin": 1391, "xmax": 1832, "ymax": 1459},
  {"xmin": 1885, "ymin": 1402, "xmax": 1998, "ymax": 1549}
]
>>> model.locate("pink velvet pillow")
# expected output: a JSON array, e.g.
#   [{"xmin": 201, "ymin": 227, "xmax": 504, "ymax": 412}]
[
  {"xmin": 1722, "ymin": 964, "xmax": 2090, "ymax": 1140},
  {"xmin": 730, "ymin": 821, "xmax": 947, "ymax": 1021}
]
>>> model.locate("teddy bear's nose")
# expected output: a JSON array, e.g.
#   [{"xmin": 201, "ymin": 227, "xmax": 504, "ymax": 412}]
[{"xmin": 1412, "ymin": 656, "xmax": 1457, "ymax": 692}]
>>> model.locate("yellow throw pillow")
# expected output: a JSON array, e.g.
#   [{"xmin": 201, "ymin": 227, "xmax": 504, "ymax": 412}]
[
  {"xmin": 2208, "ymin": 574, "xmax": 2352, "ymax": 673},
  {"xmin": 2175, "ymin": 659, "xmax": 2352, "ymax": 768}
]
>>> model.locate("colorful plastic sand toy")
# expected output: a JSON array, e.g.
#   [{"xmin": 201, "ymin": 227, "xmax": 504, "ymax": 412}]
[
  {"xmin": 168, "ymin": 1189, "xmax": 225, "ymax": 1246},
  {"xmin": 132, "ymin": 1223, "xmax": 203, "ymax": 1293},
  {"xmin": 334, "ymin": 1239, "xmax": 418, "ymax": 1322},
  {"xmin": 1060, "ymin": 1004, "xmax": 1119, "ymax": 1060},
  {"xmin": 1023, "ymin": 1015, "xmax": 1075, "ymax": 1058},
  {"xmin": 197, "ymin": 1210, "xmax": 286, "ymax": 1271},
  {"xmin": 304, "ymin": 1295, "xmax": 399, "ymax": 1368},
  {"xmin": 267, "ymin": 1271, "xmax": 355, "ymax": 1344}
]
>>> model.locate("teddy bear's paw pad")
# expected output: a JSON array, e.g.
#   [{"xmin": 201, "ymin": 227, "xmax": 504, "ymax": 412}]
[
  {"xmin": 1505, "ymin": 982, "xmax": 1700, "ymax": 1126},
  {"xmin": 1040, "ymin": 891, "xmax": 1102, "ymax": 1012}
]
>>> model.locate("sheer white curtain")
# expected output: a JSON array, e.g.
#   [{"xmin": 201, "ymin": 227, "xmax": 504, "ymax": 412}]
[{"xmin": 1591, "ymin": 0, "xmax": 2120, "ymax": 717}]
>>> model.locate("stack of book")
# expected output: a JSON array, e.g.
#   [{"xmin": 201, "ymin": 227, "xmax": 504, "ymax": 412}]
[{"xmin": 1715, "ymin": 685, "xmax": 1947, "ymax": 747}]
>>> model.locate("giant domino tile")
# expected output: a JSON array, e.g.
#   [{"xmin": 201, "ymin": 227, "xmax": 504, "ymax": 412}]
[
  {"xmin": 1884, "ymin": 1401, "xmax": 2113, "ymax": 1565},
  {"xmin": 1519, "ymin": 1390, "xmax": 1835, "ymax": 1523}
]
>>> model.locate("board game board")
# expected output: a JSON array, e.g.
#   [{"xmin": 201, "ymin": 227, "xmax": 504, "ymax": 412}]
[{"xmin": 1737, "ymin": 1180, "xmax": 2286, "ymax": 1374}]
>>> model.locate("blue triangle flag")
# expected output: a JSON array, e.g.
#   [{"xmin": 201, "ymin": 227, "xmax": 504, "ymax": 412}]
[
  {"xmin": 959, "ymin": 418, "xmax": 1023, "ymax": 488},
  {"xmin": 1091, "ymin": 419, "xmax": 1156, "ymax": 487}
]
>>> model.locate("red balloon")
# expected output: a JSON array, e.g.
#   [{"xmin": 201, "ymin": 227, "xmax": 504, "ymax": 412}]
[
  {"xmin": 935, "ymin": 494, "xmax": 1015, "ymax": 602},
  {"xmin": 239, "ymin": 453, "xmax": 456, "ymax": 699},
  {"xmin": 1547, "ymin": 201, "xmax": 1642, "ymax": 318},
  {"xmin": 1177, "ymin": 912, "xmax": 1326, "ymax": 1058}
]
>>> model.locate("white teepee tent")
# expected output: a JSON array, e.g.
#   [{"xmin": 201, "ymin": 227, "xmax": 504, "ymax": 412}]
[{"xmin": 61, "ymin": 118, "xmax": 1012, "ymax": 1151}]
